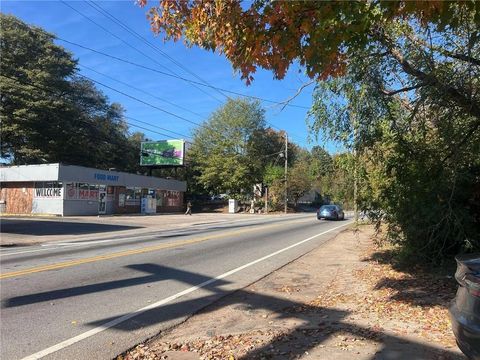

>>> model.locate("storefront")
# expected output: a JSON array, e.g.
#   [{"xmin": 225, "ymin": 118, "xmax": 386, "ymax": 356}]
[{"xmin": 0, "ymin": 163, "xmax": 186, "ymax": 216}]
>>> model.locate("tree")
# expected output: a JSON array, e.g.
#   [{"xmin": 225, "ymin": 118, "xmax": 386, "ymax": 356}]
[
  {"xmin": 188, "ymin": 98, "xmax": 268, "ymax": 197},
  {"xmin": 140, "ymin": 0, "xmax": 479, "ymax": 149},
  {"xmin": 261, "ymin": 164, "xmax": 282, "ymax": 210},
  {"xmin": 140, "ymin": 1, "xmax": 478, "ymax": 114},
  {"xmin": 0, "ymin": 14, "xmax": 144, "ymax": 172},
  {"xmin": 138, "ymin": 1, "xmax": 480, "ymax": 261},
  {"xmin": 310, "ymin": 51, "xmax": 479, "ymax": 262},
  {"xmin": 288, "ymin": 161, "xmax": 312, "ymax": 207},
  {"xmin": 1, "ymin": 14, "xmax": 76, "ymax": 163}
]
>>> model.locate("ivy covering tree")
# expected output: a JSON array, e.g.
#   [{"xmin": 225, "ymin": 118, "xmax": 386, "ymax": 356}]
[{"xmin": 0, "ymin": 14, "xmax": 143, "ymax": 172}]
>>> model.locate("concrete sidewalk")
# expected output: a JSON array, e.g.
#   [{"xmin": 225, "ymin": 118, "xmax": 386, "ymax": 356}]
[
  {"xmin": 0, "ymin": 213, "xmax": 286, "ymax": 247},
  {"xmin": 120, "ymin": 226, "xmax": 463, "ymax": 360}
]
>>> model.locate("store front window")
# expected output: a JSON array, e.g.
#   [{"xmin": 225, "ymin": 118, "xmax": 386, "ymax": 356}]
[
  {"xmin": 65, "ymin": 183, "xmax": 99, "ymax": 200},
  {"xmin": 34, "ymin": 182, "xmax": 63, "ymax": 198},
  {"xmin": 125, "ymin": 187, "xmax": 141, "ymax": 205}
]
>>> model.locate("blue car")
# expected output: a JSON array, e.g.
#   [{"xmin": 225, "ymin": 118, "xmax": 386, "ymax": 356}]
[
  {"xmin": 450, "ymin": 253, "xmax": 480, "ymax": 360},
  {"xmin": 317, "ymin": 205, "xmax": 345, "ymax": 220}
]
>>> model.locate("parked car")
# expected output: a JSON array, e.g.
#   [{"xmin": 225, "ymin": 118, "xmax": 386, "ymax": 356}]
[
  {"xmin": 449, "ymin": 253, "xmax": 480, "ymax": 360},
  {"xmin": 317, "ymin": 204, "xmax": 345, "ymax": 220}
]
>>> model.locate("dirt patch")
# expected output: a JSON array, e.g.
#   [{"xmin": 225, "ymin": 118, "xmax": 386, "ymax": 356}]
[{"xmin": 118, "ymin": 226, "xmax": 463, "ymax": 360}]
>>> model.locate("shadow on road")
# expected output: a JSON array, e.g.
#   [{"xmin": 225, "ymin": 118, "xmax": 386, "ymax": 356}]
[
  {"xmin": 0, "ymin": 219, "xmax": 142, "ymax": 236},
  {"xmin": 4, "ymin": 262, "xmax": 462, "ymax": 359},
  {"xmin": 3, "ymin": 264, "xmax": 231, "ymax": 308}
]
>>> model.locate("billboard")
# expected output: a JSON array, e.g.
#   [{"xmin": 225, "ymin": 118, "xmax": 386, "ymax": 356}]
[{"xmin": 140, "ymin": 140, "xmax": 185, "ymax": 166}]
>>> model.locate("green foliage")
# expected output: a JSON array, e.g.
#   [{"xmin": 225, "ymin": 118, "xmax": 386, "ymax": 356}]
[
  {"xmin": 360, "ymin": 120, "xmax": 480, "ymax": 264},
  {"xmin": 310, "ymin": 146, "xmax": 333, "ymax": 179},
  {"xmin": 140, "ymin": 0, "xmax": 479, "ymax": 262},
  {"xmin": 308, "ymin": 10, "xmax": 480, "ymax": 263},
  {"xmin": 263, "ymin": 164, "xmax": 284, "ymax": 187},
  {"xmin": 288, "ymin": 160, "xmax": 311, "ymax": 206},
  {"xmin": 188, "ymin": 98, "xmax": 270, "ymax": 197},
  {"xmin": 1, "ymin": 14, "xmax": 76, "ymax": 163},
  {"xmin": 0, "ymin": 14, "xmax": 144, "ymax": 172}
]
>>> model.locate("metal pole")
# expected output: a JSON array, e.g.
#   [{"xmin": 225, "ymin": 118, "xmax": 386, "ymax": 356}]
[{"xmin": 284, "ymin": 132, "xmax": 288, "ymax": 214}]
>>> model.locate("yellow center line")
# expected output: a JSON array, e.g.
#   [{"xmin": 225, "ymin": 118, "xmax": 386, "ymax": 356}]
[{"xmin": 0, "ymin": 217, "xmax": 315, "ymax": 280}]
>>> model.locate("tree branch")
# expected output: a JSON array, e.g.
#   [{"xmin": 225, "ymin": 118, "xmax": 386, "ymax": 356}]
[
  {"xmin": 385, "ymin": 44, "xmax": 480, "ymax": 119},
  {"xmin": 404, "ymin": 31, "xmax": 480, "ymax": 66},
  {"xmin": 445, "ymin": 52, "xmax": 480, "ymax": 66},
  {"xmin": 381, "ymin": 83, "xmax": 426, "ymax": 96},
  {"xmin": 279, "ymin": 80, "xmax": 315, "ymax": 111},
  {"xmin": 442, "ymin": 119, "xmax": 480, "ymax": 163}
]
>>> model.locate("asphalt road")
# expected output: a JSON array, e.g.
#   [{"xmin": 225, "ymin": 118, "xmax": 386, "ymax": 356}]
[{"xmin": 0, "ymin": 214, "xmax": 352, "ymax": 360}]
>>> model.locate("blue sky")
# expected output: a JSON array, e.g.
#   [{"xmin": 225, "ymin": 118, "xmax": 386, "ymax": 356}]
[{"xmin": 2, "ymin": 1, "xmax": 336, "ymax": 151}]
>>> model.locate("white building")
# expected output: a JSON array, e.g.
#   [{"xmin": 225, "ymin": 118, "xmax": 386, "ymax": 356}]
[{"xmin": 0, "ymin": 163, "xmax": 186, "ymax": 216}]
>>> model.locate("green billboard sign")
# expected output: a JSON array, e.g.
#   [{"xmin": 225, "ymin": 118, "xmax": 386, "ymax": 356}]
[{"xmin": 140, "ymin": 140, "xmax": 185, "ymax": 166}]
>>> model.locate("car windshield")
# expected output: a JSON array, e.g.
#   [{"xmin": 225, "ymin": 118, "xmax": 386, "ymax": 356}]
[{"xmin": 320, "ymin": 205, "xmax": 337, "ymax": 211}]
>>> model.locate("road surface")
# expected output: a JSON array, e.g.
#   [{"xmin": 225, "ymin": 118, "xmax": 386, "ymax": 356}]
[{"xmin": 0, "ymin": 213, "xmax": 352, "ymax": 360}]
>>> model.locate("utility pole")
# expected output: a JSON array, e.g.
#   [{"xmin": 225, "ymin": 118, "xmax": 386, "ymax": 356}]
[{"xmin": 284, "ymin": 132, "xmax": 288, "ymax": 214}]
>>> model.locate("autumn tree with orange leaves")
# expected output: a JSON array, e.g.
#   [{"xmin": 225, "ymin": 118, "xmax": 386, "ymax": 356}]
[
  {"xmin": 138, "ymin": 1, "xmax": 480, "ymax": 263},
  {"xmin": 138, "ymin": 1, "xmax": 479, "ymax": 118}
]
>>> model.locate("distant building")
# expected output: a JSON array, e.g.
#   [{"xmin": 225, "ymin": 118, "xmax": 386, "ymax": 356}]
[{"xmin": 0, "ymin": 163, "xmax": 186, "ymax": 216}]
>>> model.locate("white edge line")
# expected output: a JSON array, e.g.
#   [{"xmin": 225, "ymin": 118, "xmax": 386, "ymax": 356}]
[{"xmin": 20, "ymin": 221, "xmax": 352, "ymax": 360}]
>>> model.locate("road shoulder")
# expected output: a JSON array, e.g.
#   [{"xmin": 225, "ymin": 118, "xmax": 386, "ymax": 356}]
[{"xmin": 119, "ymin": 225, "xmax": 463, "ymax": 360}]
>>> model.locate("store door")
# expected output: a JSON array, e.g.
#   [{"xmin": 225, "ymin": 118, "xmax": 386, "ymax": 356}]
[{"xmin": 98, "ymin": 186, "xmax": 107, "ymax": 214}]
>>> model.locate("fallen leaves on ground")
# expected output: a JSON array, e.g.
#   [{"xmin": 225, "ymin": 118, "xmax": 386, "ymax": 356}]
[
  {"xmin": 117, "ymin": 331, "xmax": 286, "ymax": 360},
  {"xmin": 310, "ymin": 242, "xmax": 457, "ymax": 348},
  {"xmin": 120, "ymin": 228, "xmax": 459, "ymax": 359}
]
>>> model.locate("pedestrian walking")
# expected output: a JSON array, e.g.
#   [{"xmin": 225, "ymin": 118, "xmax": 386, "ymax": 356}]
[{"xmin": 185, "ymin": 200, "xmax": 192, "ymax": 215}]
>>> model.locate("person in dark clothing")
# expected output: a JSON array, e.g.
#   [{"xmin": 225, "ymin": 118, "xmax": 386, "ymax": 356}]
[{"xmin": 185, "ymin": 201, "xmax": 192, "ymax": 215}]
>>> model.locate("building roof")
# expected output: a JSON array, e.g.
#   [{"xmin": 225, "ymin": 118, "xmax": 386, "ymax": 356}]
[{"xmin": 0, "ymin": 163, "xmax": 186, "ymax": 192}]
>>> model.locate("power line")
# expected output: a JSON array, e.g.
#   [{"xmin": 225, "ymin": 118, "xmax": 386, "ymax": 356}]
[
  {"xmin": 60, "ymin": 0, "xmax": 225, "ymax": 105},
  {"xmin": 1, "ymin": 73, "xmax": 185, "ymax": 141},
  {"xmin": 42, "ymin": 5, "xmax": 306, "ymax": 141},
  {"xmin": 2, "ymin": 74, "xmax": 297, "ymax": 169},
  {"xmin": 77, "ymin": 65, "xmax": 210, "ymax": 140},
  {"xmin": 75, "ymin": 75, "xmax": 301, "ymax": 149},
  {"xmin": 81, "ymin": 59, "xmax": 307, "ymax": 142},
  {"xmin": 85, "ymin": 0, "xmax": 230, "ymax": 102},
  {"xmin": 125, "ymin": 115, "xmax": 192, "ymax": 140},
  {"xmin": 4, "ymin": 70, "xmax": 305, "ymax": 150},
  {"xmin": 55, "ymin": 37, "xmax": 310, "ymax": 110},
  {"xmin": 124, "ymin": 121, "xmax": 183, "ymax": 140},
  {"xmin": 77, "ymin": 73, "xmax": 201, "ymax": 127},
  {"xmin": 4, "ymin": 73, "xmax": 308, "ymax": 183},
  {"xmin": 79, "ymin": 63, "xmax": 205, "ymax": 119},
  {"xmin": 80, "ymin": 1, "xmax": 307, "ymax": 143}
]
